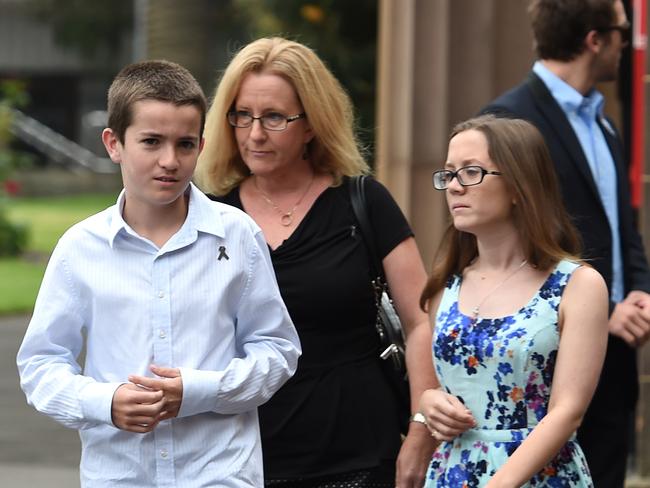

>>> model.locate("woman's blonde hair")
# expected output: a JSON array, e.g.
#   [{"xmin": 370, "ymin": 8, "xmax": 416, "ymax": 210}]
[
  {"xmin": 420, "ymin": 115, "xmax": 582, "ymax": 311},
  {"xmin": 195, "ymin": 37, "xmax": 369, "ymax": 195}
]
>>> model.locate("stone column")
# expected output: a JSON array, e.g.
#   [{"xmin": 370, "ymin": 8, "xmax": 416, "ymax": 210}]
[{"xmin": 375, "ymin": 0, "xmax": 531, "ymax": 267}]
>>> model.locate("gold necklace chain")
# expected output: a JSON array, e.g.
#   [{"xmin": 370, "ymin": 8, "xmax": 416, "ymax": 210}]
[
  {"xmin": 254, "ymin": 174, "xmax": 315, "ymax": 227},
  {"xmin": 470, "ymin": 259, "xmax": 528, "ymax": 322}
]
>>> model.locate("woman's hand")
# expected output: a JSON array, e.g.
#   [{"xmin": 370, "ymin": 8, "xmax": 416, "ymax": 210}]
[
  {"xmin": 396, "ymin": 422, "xmax": 438, "ymax": 488},
  {"xmin": 418, "ymin": 388, "xmax": 476, "ymax": 441}
]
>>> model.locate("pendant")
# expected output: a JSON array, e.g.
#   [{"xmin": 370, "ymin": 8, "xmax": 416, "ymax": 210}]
[{"xmin": 281, "ymin": 213, "xmax": 293, "ymax": 226}]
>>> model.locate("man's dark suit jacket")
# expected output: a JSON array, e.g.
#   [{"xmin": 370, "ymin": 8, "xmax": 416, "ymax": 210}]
[{"xmin": 481, "ymin": 71, "xmax": 650, "ymax": 419}]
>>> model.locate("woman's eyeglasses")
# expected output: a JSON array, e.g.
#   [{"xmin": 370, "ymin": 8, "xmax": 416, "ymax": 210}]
[
  {"xmin": 227, "ymin": 110, "xmax": 306, "ymax": 131},
  {"xmin": 432, "ymin": 165, "xmax": 502, "ymax": 190}
]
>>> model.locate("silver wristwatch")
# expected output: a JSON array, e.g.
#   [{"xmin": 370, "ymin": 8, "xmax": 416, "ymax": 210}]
[{"xmin": 409, "ymin": 412, "xmax": 427, "ymax": 425}]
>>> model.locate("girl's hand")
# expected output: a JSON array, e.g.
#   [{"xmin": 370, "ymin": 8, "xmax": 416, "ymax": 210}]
[{"xmin": 418, "ymin": 388, "xmax": 476, "ymax": 441}]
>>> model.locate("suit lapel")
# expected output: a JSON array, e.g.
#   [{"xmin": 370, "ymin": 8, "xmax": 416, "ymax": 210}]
[{"xmin": 526, "ymin": 72, "xmax": 602, "ymax": 202}]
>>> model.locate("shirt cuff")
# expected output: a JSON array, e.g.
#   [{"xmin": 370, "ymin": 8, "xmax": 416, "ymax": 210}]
[
  {"xmin": 178, "ymin": 367, "xmax": 221, "ymax": 418},
  {"xmin": 79, "ymin": 381, "xmax": 124, "ymax": 426}
]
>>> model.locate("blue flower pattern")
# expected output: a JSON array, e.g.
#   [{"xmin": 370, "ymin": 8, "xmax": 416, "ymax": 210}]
[{"xmin": 425, "ymin": 260, "xmax": 593, "ymax": 487}]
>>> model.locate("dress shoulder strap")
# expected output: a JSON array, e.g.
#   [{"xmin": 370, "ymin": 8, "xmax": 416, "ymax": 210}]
[
  {"xmin": 555, "ymin": 259, "xmax": 580, "ymax": 276},
  {"xmin": 539, "ymin": 259, "xmax": 581, "ymax": 311},
  {"xmin": 435, "ymin": 274, "xmax": 462, "ymax": 322}
]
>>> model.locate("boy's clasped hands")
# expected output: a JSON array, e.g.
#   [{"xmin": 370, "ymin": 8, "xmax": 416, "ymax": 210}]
[{"xmin": 111, "ymin": 365, "xmax": 183, "ymax": 433}]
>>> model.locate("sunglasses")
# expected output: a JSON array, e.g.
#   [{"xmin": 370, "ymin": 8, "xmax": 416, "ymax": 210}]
[{"xmin": 598, "ymin": 22, "xmax": 631, "ymax": 44}]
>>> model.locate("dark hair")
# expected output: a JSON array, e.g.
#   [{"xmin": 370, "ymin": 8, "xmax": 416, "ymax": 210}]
[
  {"xmin": 529, "ymin": 0, "xmax": 617, "ymax": 61},
  {"xmin": 107, "ymin": 60, "xmax": 207, "ymax": 143},
  {"xmin": 420, "ymin": 115, "xmax": 582, "ymax": 311}
]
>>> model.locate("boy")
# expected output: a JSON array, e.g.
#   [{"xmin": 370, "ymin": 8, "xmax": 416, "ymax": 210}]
[{"xmin": 17, "ymin": 60, "xmax": 301, "ymax": 487}]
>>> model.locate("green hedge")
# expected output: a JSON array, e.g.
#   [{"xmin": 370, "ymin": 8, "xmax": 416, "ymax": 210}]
[{"xmin": 0, "ymin": 213, "xmax": 28, "ymax": 256}]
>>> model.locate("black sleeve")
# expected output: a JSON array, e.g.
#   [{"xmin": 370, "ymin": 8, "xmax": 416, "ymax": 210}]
[
  {"xmin": 207, "ymin": 189, "xmax": 242, "ymax": 209},
  {"xmin": 363, "ymin": 176, "xmax": 414, "ymax": 260}
]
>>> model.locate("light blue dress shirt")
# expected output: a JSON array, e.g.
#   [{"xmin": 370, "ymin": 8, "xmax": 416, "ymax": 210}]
[
  {"xmin": 17, "ymin": 183, "xmax": 301, "ymax": 487},
  {"xmin": 534, "ymin": 61, "xmax": 624, "ymax": 302}
]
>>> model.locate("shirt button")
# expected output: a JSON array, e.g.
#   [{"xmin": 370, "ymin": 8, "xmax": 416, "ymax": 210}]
[
  {"xmin": 160, "ymin": 449, "xmax": 168, "ymax": 458},
  {"xmin": 159, "ymin": 329, "xmax": 166, "ymax": 339},
  {"xmin": 158, "ymin": 291, "xmax": 165, "ymax": 298}
]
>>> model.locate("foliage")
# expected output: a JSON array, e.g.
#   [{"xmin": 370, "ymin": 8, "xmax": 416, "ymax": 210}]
[
  {"xmin": 0, "ymin": 81, "xmax": 32, "ymax": 181},
  {"xmin": 16, "ymin": 0, "xmax": 377, "ymax": 159},
  {"xmin": 24, "ymin": 0, "xmax": 134, "ymax": 64},
  {"xmin": 0, "ymin": 218, "xmax": 28, "ymax": 256},
  {"xmin": 0, "ymin": 80, "xmax": 33, "ymax": 256}
]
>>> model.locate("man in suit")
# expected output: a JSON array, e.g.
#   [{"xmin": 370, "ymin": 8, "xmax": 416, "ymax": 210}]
[{"xmin": 481, "ymin": 1, "xmax": 650, "ymax": 486}]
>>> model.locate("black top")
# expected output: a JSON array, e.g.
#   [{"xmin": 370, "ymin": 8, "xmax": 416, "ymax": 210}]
[{"xmin": 211, "ymin": 176, "xmax": 413, "ymax": 478}]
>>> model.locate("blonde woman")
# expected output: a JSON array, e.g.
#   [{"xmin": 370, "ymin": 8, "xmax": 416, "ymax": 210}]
[{"xmin": 196, "ymin": 37, "xmax": 437, "ymax": 487}]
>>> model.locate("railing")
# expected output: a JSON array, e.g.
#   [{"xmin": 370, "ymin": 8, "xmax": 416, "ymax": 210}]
[{"xmin": 9, "ymin": 108, "xmax": 117, "ymax": 174}]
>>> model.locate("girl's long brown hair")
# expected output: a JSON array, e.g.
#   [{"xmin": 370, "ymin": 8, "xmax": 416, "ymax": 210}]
[{"xmin": 420, "ymin": 115, "xmax": 582, "ymax": 311}]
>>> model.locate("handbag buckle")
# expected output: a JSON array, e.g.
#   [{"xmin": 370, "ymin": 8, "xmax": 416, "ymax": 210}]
[{"xmin": 380, "ymin": 343, "xmax": 400, "ymax": 360}]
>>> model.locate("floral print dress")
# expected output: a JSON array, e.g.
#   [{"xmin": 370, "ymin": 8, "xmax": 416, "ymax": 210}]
[{"xmin": 425, "ymin": 260, "xmax": 593, "ymax": 487}]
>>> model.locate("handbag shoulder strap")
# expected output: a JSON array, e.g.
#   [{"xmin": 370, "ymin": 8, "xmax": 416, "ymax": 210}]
[{"xmin": 348, "ymin": 175, "xmax": 385, "ymax": 282}]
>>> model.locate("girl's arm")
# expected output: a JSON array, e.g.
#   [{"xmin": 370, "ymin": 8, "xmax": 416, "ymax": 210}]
[{"xmin": 486, "ymin": 266, "xmax": 608, "ymax": 488}]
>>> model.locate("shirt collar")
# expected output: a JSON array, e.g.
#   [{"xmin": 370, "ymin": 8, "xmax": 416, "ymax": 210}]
[
  {"xmin": 533, "ymin": 61, "xmax": 605, "ymax": 119},
  {"xmin": 187, "ymin": 182, "xmax": 225, "ymax": 238},
  {"xmin": 107, "ymin": 182, "xmax": 224, "ymax": 248}
]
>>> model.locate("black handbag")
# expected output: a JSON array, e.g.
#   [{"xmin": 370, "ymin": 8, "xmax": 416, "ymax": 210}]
[
  {"xmin": 348, "ymin": 175, "xmax": 407, "ymax": 377},
  {"xmin": 349, "ymin": 175, "xmax": 411, "ymax": 433}
]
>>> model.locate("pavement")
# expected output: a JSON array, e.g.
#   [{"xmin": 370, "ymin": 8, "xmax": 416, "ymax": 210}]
[{"xmin": 0, "ymin": 314, "xmax": 80, "ymax": 487}]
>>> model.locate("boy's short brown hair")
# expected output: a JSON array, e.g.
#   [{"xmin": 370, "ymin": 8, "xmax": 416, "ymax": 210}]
[{"xmin": 107, "ymin": 60, "xmax": 207, "ymax": 143}]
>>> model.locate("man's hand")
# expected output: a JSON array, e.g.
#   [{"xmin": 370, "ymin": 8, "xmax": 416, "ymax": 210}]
[
  {"xmin": 111, "ymin": 383, "xmax": 164, "ymax": 433},
  {"xmin": 627, "ymin": 290, "xmax": 650, "ymax": 310},
  {"xmin": 395, "ymin": 423, "xmax": 437, "ymax": 488},
  {"xmin": 129, "ymin": 365, "xmax": 183, "ymax": 421},
  {"xmin": 609, "ymin": 291, "xmax": 650, "ymax": 347}
]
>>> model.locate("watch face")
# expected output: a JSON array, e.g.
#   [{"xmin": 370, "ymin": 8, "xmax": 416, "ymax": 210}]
[{"xmin": 410, "ymin": 412, "xmax": 427, "ymax": 424}]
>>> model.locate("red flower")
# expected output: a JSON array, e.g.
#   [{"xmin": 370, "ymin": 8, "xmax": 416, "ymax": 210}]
[
  {"xmin": 510, "ymin": 386, "xmax": 524, "ymax": 402},
  {"xmin": 3, "ymin": 179, "xmax": 20, "ymax": 196},
  {"xmin": 542, "ymin": 465, "xmax": 557, "ymax": 477}
]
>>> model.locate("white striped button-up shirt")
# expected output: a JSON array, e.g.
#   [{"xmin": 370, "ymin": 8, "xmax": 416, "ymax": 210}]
[{"xmin": 17, "ymin": 183, "xmax": 301, "ymax": 487}]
